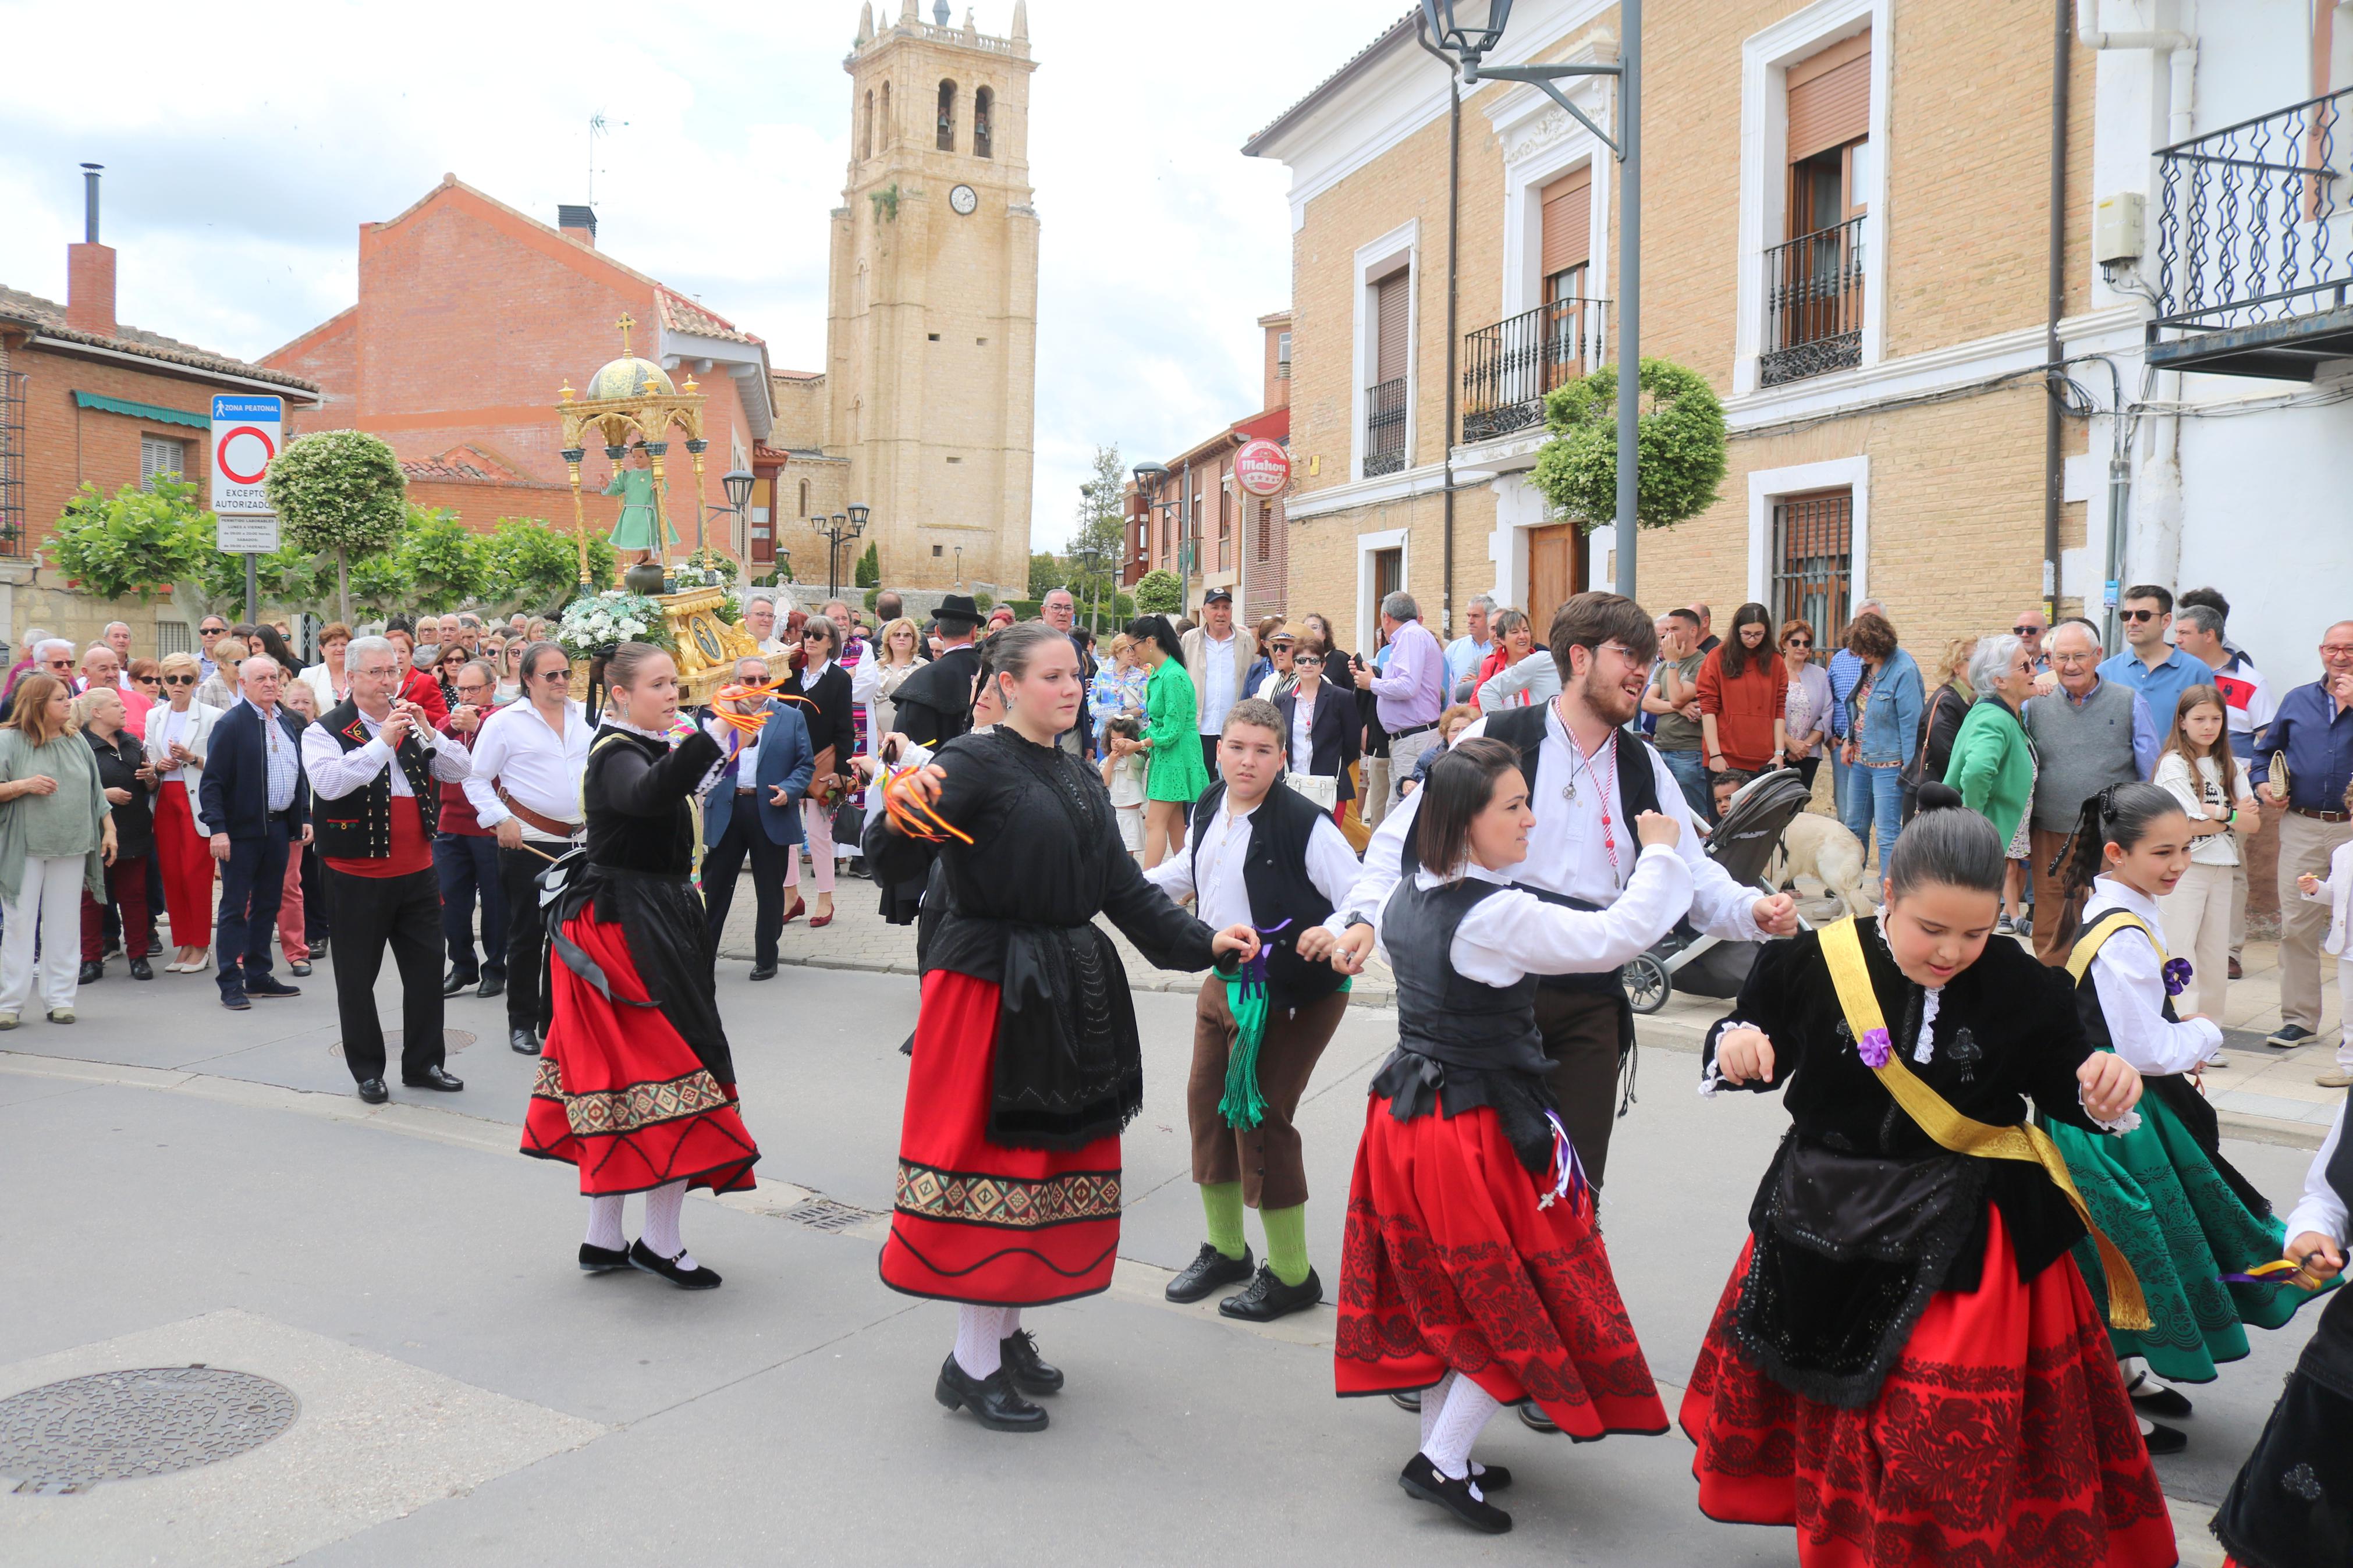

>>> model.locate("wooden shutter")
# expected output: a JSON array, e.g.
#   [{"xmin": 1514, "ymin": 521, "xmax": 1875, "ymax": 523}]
[
  {"xmin": 1374, "ymin": 271, "xmax": 1411, "ymax": 383},
  {"xmin": 1540, "ymin": 165, "xmax": 1593, "ymax": 277},
  {"xmin": 1787, "ymin": 31, "xmax": 1870, "ymax": 162}
]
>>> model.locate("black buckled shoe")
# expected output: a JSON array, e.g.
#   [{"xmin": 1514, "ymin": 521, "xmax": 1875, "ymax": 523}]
[
  {"xmin": 403, "ymin": 1066, "xmax": 464, "ymax": 1092},
  {"xmin": 2141, "ymin": 1419, "xmax": 2188, "ymax": 1455},
  {"xmin": 629, "ymin": 1239, "xmax": 721, "ymax": 1290},
  {"xmin": 1399, "ymin": 1453, "xmax": 1512, "ymax": 1534},
  {"xmin": 1000, "ymin": 1329, "xmax": 1063, "ymax": 1395},
  {"xmin": 1165, "ymin": 1242, "xmax": 1254, "ymax": 1303},
  {"xmin": 934, "ymin": 1354, "xmax": 1047, "ymax": 1432},
  {"xmin": 1219, "ymin": 1264, "xmax": 1322, "ymax": 1322},
  {"xmin": 2127, "ymin": 1377, "xmax": 2194, "ymax": 1420},
  {"xmin": 1467, "ymin": 1463, "xmax": 1512, "ymax": 1492},
  {"xmin": 579, "ymin": 1242, "xmax": 632, "ymax": 1273}
]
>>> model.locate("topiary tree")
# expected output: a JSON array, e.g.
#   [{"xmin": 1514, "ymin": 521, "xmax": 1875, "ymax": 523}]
[
  {"xmin": 45, "ymin": 478, "xmax": 210, "ymax": 603},
  {"xmin": 265, "ymin": 428, "xmax": 408, "ymax": 624},
  {"xmin": 1529, "ymin": 357, "xmax": 1728, "ymax": 534},
  {"xmin": 853, "ymin": 541, "xmax": 881, "ymax": 588},
  {"xmin": 1134, "ymin": 568, "xmax": 1183, "ymax": 616}
]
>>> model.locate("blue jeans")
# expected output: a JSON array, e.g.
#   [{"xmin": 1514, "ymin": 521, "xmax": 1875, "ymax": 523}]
[
  {"xmin": 1829, "ymin": 746, "xmax": 1853, "ymax": 821},
  {"xmin": 1845, "ymin": 762, "xmax": 1904, "ymax": 875},
  {"xmin": 434, "ymin": 833, "xmax": 505, "ymax": 983},
  {"xmin": 1660, "ymin": 748, "xmax": 1713, "ymax": 824}
]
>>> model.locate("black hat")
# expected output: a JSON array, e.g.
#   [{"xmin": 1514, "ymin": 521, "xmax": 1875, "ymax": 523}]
[
  {"xmin": 935, "ymin": 593, "xmax": 982, "ymax": 627},
  {"xmin": 1202, "ymin": 586, "xmax": 1233, "ymax": 604}
]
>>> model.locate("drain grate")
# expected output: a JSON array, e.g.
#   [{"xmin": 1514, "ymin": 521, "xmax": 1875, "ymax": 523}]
[
  {"xmin": 332, "ymin": 1028, "xmax": 475, "ymax": 1058},
  {"xmin": 0, "ymin": 1366, "xmax": 299, "ymax": 1494},
  {"xmin": 781, "ymin": 1199, "xmax": 875, "ymax": 1233}
]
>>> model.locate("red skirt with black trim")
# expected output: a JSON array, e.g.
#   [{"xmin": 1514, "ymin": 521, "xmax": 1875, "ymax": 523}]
[
  {"xmin": 1333, "ymin": 1093, "xmax": 1669, "ymax": 1441},
  {"xmin": 879, "ymin": 970, "xmax": 1125, "ymax": 1306},
  {"xmin": 520, "ymin": 909, "xmax": 759, "ymax": 1196},
  {"xmin": 1680, "ymin": 1208, "xmax": 2177, "ymax": 1567}
]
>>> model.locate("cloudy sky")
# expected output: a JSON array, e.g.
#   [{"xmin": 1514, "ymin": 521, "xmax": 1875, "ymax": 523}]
[{"xmin": 0, "ymin": 0, "xmax": 1409, "ymax": 552}]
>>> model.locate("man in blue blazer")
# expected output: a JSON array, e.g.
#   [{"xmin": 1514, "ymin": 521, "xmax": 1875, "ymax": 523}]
[
  {"xmin": 700, "ymin": 657, "xmax": 815, "ymax": 982},
  {"xmin": 197, "ymin": 656, "xmax": 311, "ymax": 1009}
]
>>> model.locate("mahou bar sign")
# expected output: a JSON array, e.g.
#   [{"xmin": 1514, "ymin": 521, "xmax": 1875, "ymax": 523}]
[{"xmin": 1233, "ymin": 438, "xmax": 1291, "ymax": 497}]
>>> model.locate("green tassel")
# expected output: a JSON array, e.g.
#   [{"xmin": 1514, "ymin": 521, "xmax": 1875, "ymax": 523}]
[{"xmin": 1217, "ymin": 975, "xmax": 1347, "ymax": 1132}]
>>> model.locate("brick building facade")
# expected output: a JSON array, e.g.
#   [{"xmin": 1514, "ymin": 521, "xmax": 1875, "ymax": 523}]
[
  {"xmin": 262, "ymin": 177, "xmax": 779, "ymax": 565},
  {"xmin": 1247, "ymin": 0, "xmax": 2109, "ymax": 664},
  {"xmin": 0, "ymin": 173, "xmax": 320, "ymax": 660}
]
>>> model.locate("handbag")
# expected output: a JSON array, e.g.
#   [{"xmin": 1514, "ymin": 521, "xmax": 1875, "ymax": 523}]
[{"xmin": 1284, "ymin": 770, "xmax": 1338, "ymax": 810}]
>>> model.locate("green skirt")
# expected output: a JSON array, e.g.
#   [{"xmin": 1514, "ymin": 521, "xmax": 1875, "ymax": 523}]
[
  {"xmin": 610, "ymin": 504, "xmax": 676, "ymax": 552},
  {"xmin": 2045, "ymin": 1085, "xmax": 2319, "ymax": 1382},
  {"xmin": 1145, "ymin": 734, "xmax": 1210, "ymax": 803}
]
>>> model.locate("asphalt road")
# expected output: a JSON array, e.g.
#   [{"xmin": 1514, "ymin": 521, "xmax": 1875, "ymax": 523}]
[{"xmin": 0, "ymin": 952, "xmax": 2315, "ymax": 1565}]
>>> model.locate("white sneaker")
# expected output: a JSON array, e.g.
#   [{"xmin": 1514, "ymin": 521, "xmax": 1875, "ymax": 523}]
[{"xmin": 2205, "ymin": 1050, "xmax": 2229, "ymax": 1069}]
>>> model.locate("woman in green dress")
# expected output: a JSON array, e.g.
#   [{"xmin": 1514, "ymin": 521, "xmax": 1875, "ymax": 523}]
[
  {"xmin": 1122, "ymin": 616, "xmax": 1206, "ymax": 869},
  {"xmin": 603, "ymin": 444, "xmax": 675, "ymax": 563}
]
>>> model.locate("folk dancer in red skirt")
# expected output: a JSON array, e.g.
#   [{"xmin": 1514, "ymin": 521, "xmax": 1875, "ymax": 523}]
[
  {"xmin": 2210, "ymin": 1094, "xmax": 2353, "ymax": 1568},
  {"xmin": 521, "ymin": 642, "xmax": 756, "ymax": 1290},
  {"xmin": 1685, "ymin": 784, "xmax": 2174, "ymax": 1567},
  {"xmin": 1330, "ymin": 737, "xmax": 1689, "ymax": 1534},
  {"xmin": 871, "ymin": 623, "xmax": 1259, "ymax": 1433}
]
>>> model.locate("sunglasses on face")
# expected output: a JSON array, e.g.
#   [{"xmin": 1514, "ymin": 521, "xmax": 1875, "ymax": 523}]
[
  {"xmin": 803, "ymin": 631, "xmax": 831, "ymax": 643},
  {"xmin": 1785, "ymin": 639, "xmax": 1812, "ymax": 649},
  {"xmin": 2120, "ymin": 609, "xmax": 2162, "ymax": 623},
  {"xmin": 134, "ymin": 673, "xmax": 158, "ymax": 684},
  {"xmin": 1293, "ymin": 655, "xmax": 1323, "ymax": 666},
  {"xmin": 163, "ymin": 674, "xmax": 195, "ymax": 685},
  {"xmin": 2012, "ymin": 625, "xmax": 2042, "ymax": 637}
]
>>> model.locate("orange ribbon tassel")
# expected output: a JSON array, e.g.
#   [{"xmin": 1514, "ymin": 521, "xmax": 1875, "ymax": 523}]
[{"xmin": 881, "ymin": 763, "xmax": 973, "ymax": 845}]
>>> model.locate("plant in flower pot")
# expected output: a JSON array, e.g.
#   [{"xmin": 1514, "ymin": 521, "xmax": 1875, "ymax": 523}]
[{"xmin": 555, "ymin": 588, "xmax": 673, "ymax": 712}]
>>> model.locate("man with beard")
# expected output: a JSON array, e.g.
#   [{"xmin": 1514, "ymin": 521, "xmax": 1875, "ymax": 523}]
[{"xmin": 1340, "ymin": 592, "xmax": 1797, "ymax": 1194}]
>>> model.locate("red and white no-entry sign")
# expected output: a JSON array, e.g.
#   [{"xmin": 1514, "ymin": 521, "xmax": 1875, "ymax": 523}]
[{"xmin": 210, "ymin": 395, "xmax": 283, "ymax": 516}]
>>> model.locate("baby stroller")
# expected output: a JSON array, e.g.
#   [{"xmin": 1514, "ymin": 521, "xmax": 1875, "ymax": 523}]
[{"xmin": 1621, "ymin": 766, "xmax": 1817, "ymax": 1014}]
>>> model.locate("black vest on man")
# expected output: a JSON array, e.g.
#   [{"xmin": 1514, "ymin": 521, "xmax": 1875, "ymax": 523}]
[
  {"xmin": 312, "ymin": 698, "xmax": 440, "ymax": 860},
  {"xmin": 1187, "ymin": 778, "xmax": 1344, "ymax": 1014}
]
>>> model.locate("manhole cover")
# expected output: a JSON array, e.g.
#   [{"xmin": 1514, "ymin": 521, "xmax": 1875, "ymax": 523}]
[
  {"xmin": 0, "ymin": 1366, "xmax": 298, "ymax": 1494},
  {"xmin": 331, "ymin": 1029, "xmax": 475, "ymax": 1058},
  {"xmin": 782, "ymin": 1199, "xmax": 874, "ymax": 1233}
]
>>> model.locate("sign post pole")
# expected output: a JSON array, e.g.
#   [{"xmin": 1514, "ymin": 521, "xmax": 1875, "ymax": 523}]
[{"xmin": 210, "ymin": 394, "xmax": 284, "ymax": 630}]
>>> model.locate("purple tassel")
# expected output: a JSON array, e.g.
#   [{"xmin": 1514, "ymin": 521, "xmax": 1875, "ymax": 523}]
[
  {"xmin": 1857, "ymin": 1027, "xmax": 1893, "ymax": 1068},
  {"xmin": 2162, "ymin": 957, "xmax": 2192, "ymax": 997},
  {"xmin": 1236, "ymin": 918, "xmax": 1291, "ymax": 1002}
]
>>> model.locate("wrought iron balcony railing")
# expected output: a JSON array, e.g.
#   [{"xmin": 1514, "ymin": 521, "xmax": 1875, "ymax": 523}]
[
  {"xmin": 2152, "ymin": 86, "xmax": 2353, "ymax": 379},
  {"xmin": 1460, "ymin": 296, "xmax": 1609, "ymax": 443},
  {"xmin": 1363, "ymin": 376, "xmax": 1408, "ymax": 476},
  {"xmin": 1761, "ymin": 215, "xmax": 1865, "ymax": 386}
]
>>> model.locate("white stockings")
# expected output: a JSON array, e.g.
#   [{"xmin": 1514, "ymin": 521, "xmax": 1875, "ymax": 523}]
[
  {"xmin": 585, "ymin": 1194, "xmax": 626, "ymax": 1251},
  {"xmin": 953, "ymin": 1305, "xmax": 1025, "ymax": 1378},
  {"xmin": 585, "ymin": 1182, "xmax": 697, "ymax": 1271},
  {"xmin": 1420, "ymin": 1372, "xmax": 1502, "ymax": 1482}
]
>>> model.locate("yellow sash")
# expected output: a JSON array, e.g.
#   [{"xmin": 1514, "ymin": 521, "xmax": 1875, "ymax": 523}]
[
  {"xmin": 1819, "ymin": 917, "xmax": 2151, "ymax": 1331},
  {"xmin": 2064, "ymin": 910, "xmax": 2167, "ymax": 983}
]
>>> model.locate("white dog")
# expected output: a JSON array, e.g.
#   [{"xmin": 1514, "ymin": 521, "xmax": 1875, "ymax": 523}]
[{"xmin": 1768, "ymin": 810, "xmax": 1871, "ymax": 921}]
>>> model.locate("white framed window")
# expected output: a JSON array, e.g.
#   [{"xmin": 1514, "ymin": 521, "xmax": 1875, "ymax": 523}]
[
  {"xmin": 140, "ymin": 434, "xmax": 185, "ymax": 490},
  {"xmin": 1355, "ymin": 525, "xmax": 1410, "ymax": 653},
  {"xmin": 1734, "ymin": 0, "xmax": 1890, "ymax": 396},
  {"xmin": 1747, "ymin": 456, "xmax": 1870, "ymax": 619},
  {"xmin": 1351, "ymin": 221, "xmax": 1419, "ymax": 481}
]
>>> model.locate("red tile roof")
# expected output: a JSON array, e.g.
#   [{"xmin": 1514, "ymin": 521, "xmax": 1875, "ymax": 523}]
[{"xmin": 0, "ymin": 285, "xmax": 320, "ymax": 394}]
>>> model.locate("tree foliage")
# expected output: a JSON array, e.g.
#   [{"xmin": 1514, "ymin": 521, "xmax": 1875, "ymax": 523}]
[
  {"xmin": 1529, "ymin": 357, "xmax": 1729, "ymax": 534},
  {"xmin": 1134, "ymin": 569, "xmax": 1183, "ymax": 616},
  {"xmin": 853, "ymin": 542, "xmax": 881, "ymax": 588},
  {"xmin": 347, "ymin": 506, "xmax": 481, "ymax": 611},
  {"xmin": 45, "ymin": 478, "xmax": 210, "ymax": 602},
  {"xmin": 1028, "ymin": 550, "xmax": 1067, "ymax": 600},
  {"xmin": 265, "ymin": 428, "xmax": 408, "ymax": 621}
]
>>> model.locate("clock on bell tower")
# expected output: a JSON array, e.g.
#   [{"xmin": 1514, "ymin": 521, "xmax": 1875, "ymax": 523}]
[{"xmin": 827, "ymin": 0, "xmax": 1038, "ymax": 593}]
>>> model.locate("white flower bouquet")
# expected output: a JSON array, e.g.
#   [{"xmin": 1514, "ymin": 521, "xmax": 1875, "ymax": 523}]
[{"xmin": 555, "ymin": 589, "xmax": 672, "ymax": 659}]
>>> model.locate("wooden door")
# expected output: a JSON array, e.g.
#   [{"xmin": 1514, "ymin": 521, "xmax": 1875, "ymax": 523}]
[{"xmin": 1527, "ymin": 524, "xmax": 1584, "ymax": 635}]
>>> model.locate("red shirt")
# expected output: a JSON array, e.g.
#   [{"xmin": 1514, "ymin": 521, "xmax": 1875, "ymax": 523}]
[
  {"xmin": 400, "ymin": 667, "xmax": 448, "ymax": 726},
  {"xmin": 326, "ymin": 794, "xmax": 431, "ymax": 878},
  {"xmin": 1697, "ymin": 644, "xmax": 1789, "ymax": 771}
]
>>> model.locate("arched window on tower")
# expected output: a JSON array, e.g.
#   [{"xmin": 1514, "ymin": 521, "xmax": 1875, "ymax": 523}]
[
  {"xmin": 974, "ymin": 87, "xmax": 993, "ymax": 159},
  {"xmin": 881, "ymin": 82, "xmax": 891, "ymax": 145},
  {"xmin": 861, "ymin": 90, "xmax": 874, "ymax": 160},
  {"xmin": 936, "ymin": 80, "xmax": 957, "ymax": 151}
]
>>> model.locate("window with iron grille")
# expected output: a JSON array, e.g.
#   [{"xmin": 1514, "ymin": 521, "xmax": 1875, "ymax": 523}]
[
  {"xmin": 0, "ymin": 371, "xmax": 23, "ymax": 557},
  {"xmin": 141, "ymin": 435, "xmax": 186, "ymax": 490},
  {"xmin": 1770, "ymin": 489, "xmax": 1853, "ymax": 655},
  {"xmin": 154, "ymin": 621, "xmax": 193, "ymax": 659}
]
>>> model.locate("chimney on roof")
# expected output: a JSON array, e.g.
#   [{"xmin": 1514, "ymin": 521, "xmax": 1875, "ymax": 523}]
[
  {"xmin": 558, "ymin": 204, "xmax": 597, "ymax": 248},
  {"xmin": 66, "ymin": 163, "xmax": 116, "ymax": 339}
]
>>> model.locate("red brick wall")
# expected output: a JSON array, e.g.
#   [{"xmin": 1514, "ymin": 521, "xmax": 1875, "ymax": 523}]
[
  {"xmin": 11, "ymin": 338, "xmax": 217, "ymax": 552},
  {"xmin": 269, "ymin": 309, "xmax": 357, "ymax": 426}
]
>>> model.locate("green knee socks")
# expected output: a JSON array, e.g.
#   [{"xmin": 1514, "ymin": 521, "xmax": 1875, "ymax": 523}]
[
  {"xmin": 1260, "ymin": 1204, "xmax": 1311, "ymax": 1288},
  {"xmin": 1199, "ymin": 1185, "xmax": 1311, "ymax": 1287},
  {"xmin": 1201, "ymin": 1182, "xmax": 1247, "ymax": 1260}
]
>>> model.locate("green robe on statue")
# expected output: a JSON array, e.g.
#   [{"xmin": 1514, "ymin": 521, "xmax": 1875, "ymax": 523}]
[{"xmin": 604, "ymin": 467, "xmax": 675, "ymax": 552}]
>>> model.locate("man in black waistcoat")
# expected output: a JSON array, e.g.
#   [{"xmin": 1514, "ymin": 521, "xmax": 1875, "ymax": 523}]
[
  {"xmin": 869, "ymin": 594, "xmax": 983, "ymax": 925},
  {"xmin": 299, "ymin": 635, "xmax": 475, "ymax": 1104},
  {"xmin": 1144, "ymin": 698, "xmax": 1364, "ymax": 1321}
]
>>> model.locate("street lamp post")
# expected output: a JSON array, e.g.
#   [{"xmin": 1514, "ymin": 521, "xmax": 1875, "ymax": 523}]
[
  {"xmin": 1419, "ymin": 0, "xmax": 1639, "ymax": 598},
  {"xmin": 810, "ymin": 503, "xmax": 870, "ymax": 600},
  {"xmin": 700, "ymin": 468, "xmax": 754, "ymax": 580}
]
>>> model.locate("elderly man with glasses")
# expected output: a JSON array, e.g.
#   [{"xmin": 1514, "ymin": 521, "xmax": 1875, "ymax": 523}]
[
  {"xmin": 2255, "ymin": 621, "xmax": 2353, "ymax": 1058},
  {"xmin": 302, "ymin": 635, "xmax": 473, "ymax": 1102},
  {"xmin": 195, "ymin": 617, "xmax": 229, "ymax": 683},
  {"xmin": 461, "ymin": 642, "xmax": 589, "ymax": 1055},
  {"xmin": 1, "ymin": 640, "xmax": 79, "ymax": 723},
  {"xmin": 199, "ymin": 656, "xmax": 313, "ymax": 1010},
  {"xmin": 2022, "ymin": 619, "xmax": 2157, "ymax": 965}
]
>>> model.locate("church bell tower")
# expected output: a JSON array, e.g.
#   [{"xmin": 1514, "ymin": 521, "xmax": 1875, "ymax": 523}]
[{"xmin": 829, "ymin": 0, "xmax": 1038, "ymax": 593}]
